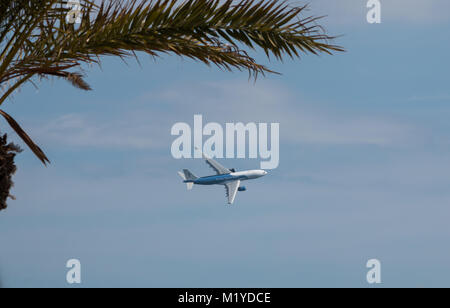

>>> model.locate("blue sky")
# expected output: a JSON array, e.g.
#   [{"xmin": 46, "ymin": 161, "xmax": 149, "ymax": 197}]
[{"xmin": 1, "ymin": 0, "xmax": 450, "ymax": 287}]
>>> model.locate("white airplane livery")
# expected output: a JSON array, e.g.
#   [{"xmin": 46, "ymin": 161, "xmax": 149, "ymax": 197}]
[{"xmin": 178, "ymin": 153, "xmax": 268, "ymax": 205}]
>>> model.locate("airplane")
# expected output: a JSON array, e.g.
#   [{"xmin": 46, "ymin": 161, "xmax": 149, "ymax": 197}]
[{"xmin": 178, "ymin": 153, "xmax": 268, "ymax": 205}]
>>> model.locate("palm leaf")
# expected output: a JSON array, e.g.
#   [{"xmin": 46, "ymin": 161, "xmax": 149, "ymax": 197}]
[
  {"xmin": 0, "ymin": 0, "xmax": 344, "ymax": 164},
  {"xmin": 0, "ymin": 109, "xmax": 49, "ymax": 165}
]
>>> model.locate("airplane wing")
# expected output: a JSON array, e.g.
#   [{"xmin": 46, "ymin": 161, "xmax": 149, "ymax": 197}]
[
  {"xmin": 203, "ymin": 153, "xmax": 231, "ymax": 175},
  {"xmin": 225, "ymin": 180, "xmax": 240, "ymax": 204}
]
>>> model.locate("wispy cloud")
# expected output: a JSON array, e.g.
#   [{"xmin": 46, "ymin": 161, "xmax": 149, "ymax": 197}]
[
  {"xmin": 310, "ymin": 0, "xmax": 450, "ymax": 25},
  {"xmin": 408, "ymin": 94, "xmax": 450, "ymax": 103},
  {"xmin": 32, "ymin": 80, "xmax": 413, "ymax": 149},
  {"xmin": 156, "ymin": 80, "xmax": 413, "ymax": 147},
  {"xmin": 34, "ymin": 113, "xmax": 166, "ymax": 150}
]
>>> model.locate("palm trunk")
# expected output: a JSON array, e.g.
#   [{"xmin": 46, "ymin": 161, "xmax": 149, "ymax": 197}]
[{"xmin": 0, "ymin": 133, "xmax": 22, "ymax": 211}]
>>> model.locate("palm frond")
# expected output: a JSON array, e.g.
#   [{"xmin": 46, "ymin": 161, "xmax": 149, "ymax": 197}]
[
  {"xmin": 0, "ymin": 0, "xmax": 343, "ymax": 164},
  {"xmin": 0, "ymin": 110, "xmax": 50, "ymax": 165},
  {"xmin": 59, "ymin": 0, "xmax": 343, "ymax": 77}
]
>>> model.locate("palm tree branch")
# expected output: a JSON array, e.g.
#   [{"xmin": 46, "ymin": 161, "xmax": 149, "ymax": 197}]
[
  {"xmin": 0, "ymin": 0, "xmax": 343, "ymax": 165},
  {"xmin": 9, "ymin": 0, "xmax": 343, "ymax": 82},
  {"xmin": 0, "ymin": 109, "xmax": 50, "ymax": 165},
  {"xmin": 70, "ymin": 0, "xmax": 343, "ymax": 64}
]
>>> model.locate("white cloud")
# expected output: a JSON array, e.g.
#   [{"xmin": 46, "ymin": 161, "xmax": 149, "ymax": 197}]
[
  {"xmin": 32, "ymin": 79, "xmax": 412, "ymax": 149},
  {"xmin": 35, "ymin": 113, "xmax": 164, "ymax": 149},
  {"xmin": 309, "ymin": 0, "xmax": 450, "ymax": 25},
  {"xmin": 155, "ymin": 80, "xmax": 412, "ymax": 147}
]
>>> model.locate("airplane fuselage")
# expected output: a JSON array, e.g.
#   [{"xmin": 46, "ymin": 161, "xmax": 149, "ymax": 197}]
[
  {"xmin": 178, "ymin": 153, "xmax": 268, "ymax": 204},
  {"xmin": 187, "ymin": 170, "xmax": 267, "ymax": 186}
]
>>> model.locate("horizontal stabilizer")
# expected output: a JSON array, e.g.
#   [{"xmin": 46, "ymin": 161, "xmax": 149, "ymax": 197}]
[{"xmin": 178, "ymin": 171, "xmax": 186, "ymax": 181}]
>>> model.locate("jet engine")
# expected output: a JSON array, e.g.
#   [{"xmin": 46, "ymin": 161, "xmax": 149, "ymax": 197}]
[{"xmin": 238, "ymin": 186, "xmax": 246, "ymax": 192}]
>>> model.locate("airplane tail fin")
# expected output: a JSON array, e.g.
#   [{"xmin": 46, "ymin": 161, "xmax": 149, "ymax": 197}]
[
  {"xmin": 178, "ymin": 169, "xmax": 197, "ymax": 190},
  {"xmin": 182, "ymin": 169, "xmax": 198, "ymax": 181}
]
